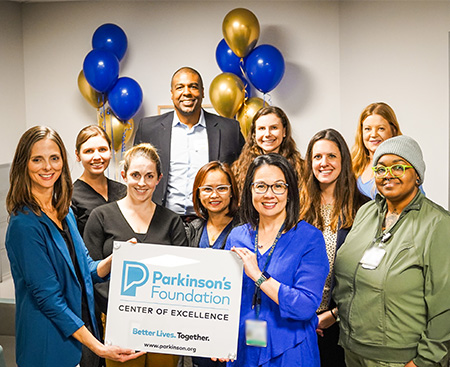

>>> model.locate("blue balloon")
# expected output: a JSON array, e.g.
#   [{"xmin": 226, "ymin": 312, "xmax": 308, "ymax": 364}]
[
  {"xmin": 215, "ymin": 39, "xmax": 245, "ymax": 78},
  {"xmin": 92, "ymin": 23, "xmax": 128, "ymax": 61},
  {"xmin": 83, "ymin": 49, "xmax": 119, "ymax": 93},
  {"xmin": 108, "ymin": 77, "xmax": 143, "ymax": 121},
  {"xmin": 245, "ymin": 44, "xmax": 285, "ymax": 94}
]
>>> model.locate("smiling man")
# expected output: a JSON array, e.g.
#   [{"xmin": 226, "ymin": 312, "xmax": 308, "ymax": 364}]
[{"xmin": 134, "ymin": 67, "xmax": 244, "ymax": 219}]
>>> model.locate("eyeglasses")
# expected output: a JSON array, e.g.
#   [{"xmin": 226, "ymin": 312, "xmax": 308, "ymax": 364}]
[
  {"xmin": 372, "ymin": 164, "xmax": 413, "ymax": 178},
  {"xmin": 198, "ymin": 185, "xmax": 231, "ymax": 195},
  {"xmin": 251, "ymin": 181, "xmax": 288, "ymax": 195}
]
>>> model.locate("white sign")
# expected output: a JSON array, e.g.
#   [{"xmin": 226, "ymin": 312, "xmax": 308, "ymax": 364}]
[{"xmin": 105, "ymin": 242, "xmax": 243, "ymax": 360}]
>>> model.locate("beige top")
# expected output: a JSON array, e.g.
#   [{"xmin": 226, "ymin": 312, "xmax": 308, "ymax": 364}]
[{"xmin": 317, "ymin": 204, "xmax": 338, "ymax": 313}]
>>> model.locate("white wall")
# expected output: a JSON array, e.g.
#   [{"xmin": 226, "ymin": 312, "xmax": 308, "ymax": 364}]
[
  {"xmin": 0, "ymin": 1, "xmax": 26, "ymax": 165},
  {"xmin": 21, "ymin": 1, "xmax": 341, "ymax": 180},
  {"xmin": 2, "ymin": 0, "xmax": 449, "ymax": 208},
  {"xmin": 339, "ymin": 1, "xmax": 450, "ymax": 207}
]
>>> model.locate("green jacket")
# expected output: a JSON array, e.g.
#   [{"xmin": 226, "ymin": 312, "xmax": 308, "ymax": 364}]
[{"xmin": 334, "ymin": 192, "xmax": 450, "ymax": 366}]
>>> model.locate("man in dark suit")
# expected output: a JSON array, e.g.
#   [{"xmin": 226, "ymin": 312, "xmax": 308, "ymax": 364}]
[{"xmin": 134, "ymin": 67, "xmax": 244, "ymax": 218}]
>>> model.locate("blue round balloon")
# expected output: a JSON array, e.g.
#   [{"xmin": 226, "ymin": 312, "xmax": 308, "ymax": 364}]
[
  {"xmin": 92, "ymin": 23, "xmax": 128, "ymax": 61},
  {"xmin": 83, "ymin": 49, "xmax": 119, "ymax": 93},
  {"xmin": 216, "ymin": 39, "xmax": 245, "ymax": 78},
  {"xmin": 245, "ymin": 44, "xmax": 285, "ymax": 94},
  {"xmin": 108, "ymin": 77, "xmax": 143, "ymax": 121}
]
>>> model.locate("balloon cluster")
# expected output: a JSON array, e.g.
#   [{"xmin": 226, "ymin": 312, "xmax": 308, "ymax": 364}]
[
  {"xmin": 210, "ymin": 8, "xmax": 286, "ymax": 137},
  {"xmin": 78, "ymin": 23, "xmax": 143, "ymax": 152}
]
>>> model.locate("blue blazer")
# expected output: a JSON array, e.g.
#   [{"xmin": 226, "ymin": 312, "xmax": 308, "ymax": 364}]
[{"xmin": 6, "ymin": 207, "xmax": 104, "ymax": 367}]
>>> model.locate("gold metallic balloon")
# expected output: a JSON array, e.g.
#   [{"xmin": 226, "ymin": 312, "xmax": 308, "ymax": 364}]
[
  {"xmin": 237, "ymin": 97, "xmax": 265, "ymax": 138},
  {"xmin": 209, "ymin": 73, "xmax": 245, "ymax": 119},
  {"xmin": 78, "ymin": 70, "xmax": 105, "ymax": 109},
  {"xmin": 98, "ymin": 108, "xmax": 134, "ymax": 152},
  {"xmin": 222, "ymin": 8, "xmax": 260, "ymax": 58}
]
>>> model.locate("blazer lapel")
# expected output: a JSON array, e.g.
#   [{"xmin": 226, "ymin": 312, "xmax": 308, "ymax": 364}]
[
  {"xmin": 205, "ymin": 112, "xmax": 220, "ymax": 160},
  {"xmin": 159, "ymin": 112, "xmax": 173, "ymax": 178},
  {"xmin": 38, "ymin": 214, "xmax": 78, "ymax": 281}
]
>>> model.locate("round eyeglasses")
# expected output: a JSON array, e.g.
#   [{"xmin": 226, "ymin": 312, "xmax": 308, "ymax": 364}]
[
  {"xmin": 198, "ymin": 185, "xmax": 231, "ymax": 195},
  {"xmin": 372, "ymin": 164, "xmax": 413, "ymax": 178},
  {"xmin": 251, "ymin": 181, "xmax": 288, "ymax": 195}
]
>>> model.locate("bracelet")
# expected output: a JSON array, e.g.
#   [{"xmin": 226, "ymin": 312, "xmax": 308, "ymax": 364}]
[
  {"xmin": 255, "ymin": 271, "xmax": 271, "ymax": 287},
  {"xmin": 330, "ymin": 308, "xmax": 337, "ymax": 320}
]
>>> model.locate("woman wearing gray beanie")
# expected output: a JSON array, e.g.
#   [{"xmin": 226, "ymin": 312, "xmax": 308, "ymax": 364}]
[{"xmin": 333, "ymin": 135, "xmax": 450, "ymax": 367}]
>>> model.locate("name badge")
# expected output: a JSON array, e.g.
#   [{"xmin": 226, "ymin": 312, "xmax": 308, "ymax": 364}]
[
  {"xmin": 245, "ymin": 319, "xmax": 267, "ymax": 347},
  {"xmin": 360, "ymin": 246, "xmax": 386, "ymax": 270}
]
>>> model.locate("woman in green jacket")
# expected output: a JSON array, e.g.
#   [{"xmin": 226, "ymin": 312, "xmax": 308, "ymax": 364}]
[{"xmin": 334, "ymin": 135, "xmax": 450, "ymax": 367}]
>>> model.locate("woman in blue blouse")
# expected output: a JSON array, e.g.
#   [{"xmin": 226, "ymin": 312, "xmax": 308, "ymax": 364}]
[
  {"xmin": 188, "ymin": 161, "xmax": 240, "ymax": 367},
  {"xmin": 5, "ymin": 126, "xmax": 143, "ymax": 367},
  {"xmin": 188, "ymin": 161, "xmax": 240, "ymax": 250},
  {"xmin": 224, "ymin": 154, "xmax": 329, "ymax": 367}
]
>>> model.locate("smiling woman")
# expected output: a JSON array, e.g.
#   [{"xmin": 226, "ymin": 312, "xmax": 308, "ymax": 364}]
[
  {"xmin": 351, "ymin": 102, "xmax": 402, "ymax": 199},
  {"xmin": 334, "ymin": 135, "xmax": 450, "ymax": 367},
  {"xmin": 5, "ymin": 126, "xmax": 144, "ymax": 367},
  {"xmin": 299, "ymin": 129, "xmax": 368, "ymax": 367},
  {"xmin": 232, "ymin": 106, "xmax": 304, "ymax": 194},
  {"xmin": 71, "ymin": 125, "xmax": 127, "ymax": 237},
  {"xmin": 223, "ymin": 154, "xmax": 329, "ymax": 367},
  {"xmin": 83, "ymin": 143, "xmax": 188, "ymax": 367}
]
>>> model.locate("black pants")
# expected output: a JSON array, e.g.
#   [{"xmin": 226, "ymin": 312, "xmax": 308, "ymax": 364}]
[
  {"xmin": 318, "ymin": 322, "xmax": 346, "ymax": 367},
  {"xmin": 192, "ymin": 357, "xmax": 225, "ymax": 367}
]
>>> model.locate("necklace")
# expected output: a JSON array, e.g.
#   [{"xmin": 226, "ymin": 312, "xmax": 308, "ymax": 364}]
[
  {"xmin": 207, "ymin": 219, "xmax": 232, "ymax": 245},
  {"xmin": 255, "ymin": 223, "xmax": 284, "ymax": 249}
]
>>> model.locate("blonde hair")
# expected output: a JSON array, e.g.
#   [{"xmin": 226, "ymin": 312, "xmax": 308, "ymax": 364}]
[
  {"xmin": 351, "ymin": 102, "xmax": 402, "ymax": 177},
  {"xmin": 122, "ymin": 143, "xmax": 161, "ymax": 177}
]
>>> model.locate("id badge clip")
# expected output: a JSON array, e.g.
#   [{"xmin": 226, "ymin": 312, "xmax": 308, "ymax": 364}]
[
  {"xmin": 245, "ymin": 319, "xmax": 267, "ymax": 347},
  {"xmin": 360, "ymin": 246, "xmax": 386, "ymax": 270}
]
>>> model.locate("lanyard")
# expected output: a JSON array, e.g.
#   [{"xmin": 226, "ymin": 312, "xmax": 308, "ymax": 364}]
[{"xmin": 252, "ymin": 223, "xmax": 284, "ymax": 318}]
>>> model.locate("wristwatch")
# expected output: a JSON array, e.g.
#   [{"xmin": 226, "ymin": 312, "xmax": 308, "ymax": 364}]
[{"xmin": 255, "ymin": 271, "xmax": 271, "ymax": 287}]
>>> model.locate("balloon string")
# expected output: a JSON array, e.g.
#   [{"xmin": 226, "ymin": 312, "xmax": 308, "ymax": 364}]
[
  {"xmin": 238, "ymin": 58, "xmax": 250, "ymax": 101},
  {"xmin": 122, "ymin": 120, "xmax": 132, "ymax": 154},
  {"xmin": 108, "ymin": 109, "xmax": 117, "ymax": 180},
  {"xmin": 263, "ymin": 93, "xmax": 272, "ymax": 107},
  {"xmin": 101, "ymin": 96, "xmax": 107, "ymax": 132}
]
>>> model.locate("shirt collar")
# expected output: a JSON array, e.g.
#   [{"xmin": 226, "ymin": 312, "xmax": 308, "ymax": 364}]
[{"xmin": 172, "ymin": 109, "xmax": 206, "ymax": 129}]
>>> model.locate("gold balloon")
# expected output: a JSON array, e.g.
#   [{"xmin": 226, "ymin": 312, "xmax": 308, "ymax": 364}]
[
  {"xmin": 98, "ymin": 108, "xmax": 134, "ymax": 152},
  {"xmin": 78, "ymin": 70, "xmax": 105, "ymax": 109},
  {"xmin": 209, "ymin": 73, "xmax": 245, "ymax": 119},
  {"xmin": 222, "ymin": 8, "xmax": 260, "ymax": 58},
  {"xmin": 237, "ymin": 97, "xmax": 265, "ymax": 138}
]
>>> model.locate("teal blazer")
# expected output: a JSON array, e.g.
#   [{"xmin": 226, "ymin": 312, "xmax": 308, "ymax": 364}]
[{"xmin": 6, "ymin": 207, "xmax": 104, "ymax": 367}]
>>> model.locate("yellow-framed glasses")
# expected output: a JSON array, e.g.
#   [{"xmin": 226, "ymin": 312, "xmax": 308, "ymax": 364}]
[{"xmin": 372, "ymin": 164, "xmax": 413, "ymax": 178}]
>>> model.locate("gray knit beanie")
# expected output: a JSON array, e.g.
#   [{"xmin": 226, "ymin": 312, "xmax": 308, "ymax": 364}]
[{"xmin": 373, "ymin": 135, "xmax": 425, "ymax": 184}]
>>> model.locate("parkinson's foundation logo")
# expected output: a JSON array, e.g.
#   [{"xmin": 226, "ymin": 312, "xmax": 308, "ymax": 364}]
[{"xmin": 121, "ymin": 261, "xmax": 149, "ymax": 296}]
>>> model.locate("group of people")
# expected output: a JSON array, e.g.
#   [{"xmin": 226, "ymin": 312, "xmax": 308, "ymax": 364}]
[{"xmin": 5, "ymin": 65, "xmax": 450, "ymax": 367}]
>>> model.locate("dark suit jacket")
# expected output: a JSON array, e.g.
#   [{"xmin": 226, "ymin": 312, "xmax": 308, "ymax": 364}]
[{"xmin": 134, "ymin": 110, "xmax": 245, "ymax": 206}]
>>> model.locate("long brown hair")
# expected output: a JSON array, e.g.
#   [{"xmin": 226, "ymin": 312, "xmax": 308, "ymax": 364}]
[
  {"xmin": 7, "ymin": 126, "xmax": 73, "ymax": 221},
  {"xmin": 300, "ymin": 129, "xmax": 364, "ymax": 231},
  {"xmin": 351, "ymin": 102, "xmax": 402, "ymax": 177},
  {"xmin": 232, "ymin": 106, "xmax": 304, "ymax": 193}
]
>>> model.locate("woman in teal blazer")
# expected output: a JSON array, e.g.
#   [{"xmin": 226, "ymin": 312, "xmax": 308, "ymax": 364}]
[{"xmin": 5, "ymin": 126, "xmax": 144, "ymax": 367}]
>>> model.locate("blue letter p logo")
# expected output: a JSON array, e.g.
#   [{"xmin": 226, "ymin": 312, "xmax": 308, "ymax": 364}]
[{"xmin": 121, "ymin": 261, "xmax": 149, "ymax": 296}]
